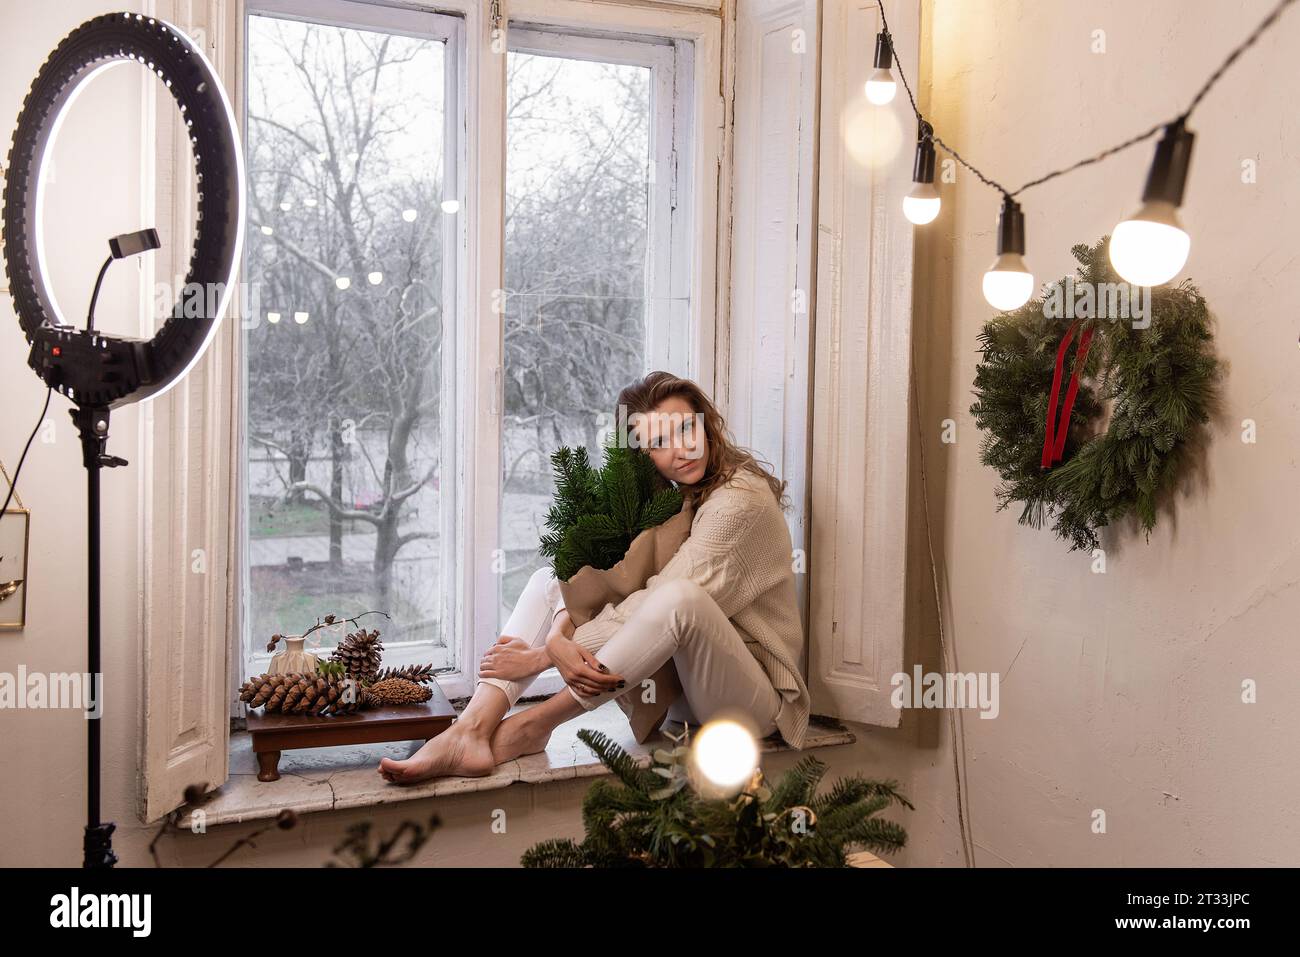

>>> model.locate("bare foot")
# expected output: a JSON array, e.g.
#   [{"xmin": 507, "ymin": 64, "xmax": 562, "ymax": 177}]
[
  {"xmin": 378, "ymin": 723, "xmax": 496, "ymax": 786},
  {"xmin": 490, "ymin": 712, "xmax": 553, "ymax": 765}
]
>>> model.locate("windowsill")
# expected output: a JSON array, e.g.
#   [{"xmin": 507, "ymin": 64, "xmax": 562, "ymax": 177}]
[{"xmin": 183, "ymin": 701, "xmax": 856, "ymax": 828}]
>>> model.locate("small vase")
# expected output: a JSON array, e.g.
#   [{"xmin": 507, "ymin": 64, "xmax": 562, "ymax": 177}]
[{"xmin": 269, "ymin": 635, "xmax": 319, "ymax": 676}]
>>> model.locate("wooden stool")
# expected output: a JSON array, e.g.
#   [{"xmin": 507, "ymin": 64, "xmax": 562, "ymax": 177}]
[{"xmin": 246, "ymin": 684, "xmax": 457, "ymax": 782}]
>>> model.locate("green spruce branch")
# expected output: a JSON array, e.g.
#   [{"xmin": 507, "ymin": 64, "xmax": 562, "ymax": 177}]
[{"xmin": 538, "ymin": 439, "xmax": 684, "ymax": 581}]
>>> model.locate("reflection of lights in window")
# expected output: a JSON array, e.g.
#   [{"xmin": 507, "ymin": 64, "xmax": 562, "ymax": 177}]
[
  {"xmin": 266, "ymin": 311, "xmax": 281, "ymax": 324},
  {"xmin": 304, "ymin": 197, "xmax": 317, "ymax": 208},
  {"xmin": 440, "ymin": 199, "xmax": 460, "ymax": 214},
  {"xmin": 279, "ymin": 201, "xmax": 291, "ymax": 212},
  {"xmin": 335, "ymin": 276, "xmax": 350, "ymax": 290},
  {"xmin": 293, "ymin": 311, "xmax": 309, "ymax": 324},
  {"xmin": 401, "ymin": 208, "xmax": 418, "ymax": 222},
  {"xmin": 367, "ymin": 271, "xmax": 383, "ymax": 285},
  {"xmin": 260, "ymin": 224, "xmax": 273, "ymax": 235}
]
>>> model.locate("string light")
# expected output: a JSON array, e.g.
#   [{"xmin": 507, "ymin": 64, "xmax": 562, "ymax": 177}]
[
  {"xmin": 367, "ymin": 271, "xmax": 383, "ymax": 285},
  {"xmin": 864, "ymin": 31, "xmax": 897, "ymax": 105},
  {"xmin": 401, "ymin": 208, "xmax": 418, "ymax": 222},
  {"xmin": 871, "ymin": 0, "xmax": 1295, "ymax": 305},
  {"xmin": 335, "ymin": 276, "xmax": 351, "ymax": 290},
  {"xmin": 983, "ymin": 197, "xmax": 1034, "ymax": 311},
  {"xmin": 903, "ymin": 119, "xmax": 940, "ymax": 225},
  {"xmin": 1109, "ymin": 120, "xmax": 1194, "ymax": 286}
]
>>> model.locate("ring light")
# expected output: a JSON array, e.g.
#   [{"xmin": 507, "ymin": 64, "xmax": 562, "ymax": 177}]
[
  {"xmin": 3, "ymin": 11, "xmax": 245, "ymax": 409},
  {"xmin": 0, "ymin": 12, "xmax": 244, "ymax": 869}
]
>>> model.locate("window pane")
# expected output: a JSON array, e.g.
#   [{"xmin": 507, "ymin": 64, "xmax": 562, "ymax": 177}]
[
  {"xmin": 244, "ymin": 14, "xmax": 450, "ymax": 666},
  {"xmin": 500, "ymin": 49, "xmax": 654, "ymax": 616}
]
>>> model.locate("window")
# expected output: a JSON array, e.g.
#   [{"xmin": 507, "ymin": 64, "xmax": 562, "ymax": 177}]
[
  {"xmin": 143, "ymin": 0, "xmax": 725, "ymax": 818},
  {"xmin": 241, "ymin": 0, "xmax": 463, "ymax": 675},
  {"xmin": 499, "ymin": 27, "xmax": 694, "ymax": 618},
  {"xmin": 231, "ymin": 0, "xmax": 709, "ymax": 707}
]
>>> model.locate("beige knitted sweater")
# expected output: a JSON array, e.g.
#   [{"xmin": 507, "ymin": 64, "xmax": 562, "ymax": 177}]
[{"xmin": 568, "ymin": 466, "xmax": 811, "ymax": 749}]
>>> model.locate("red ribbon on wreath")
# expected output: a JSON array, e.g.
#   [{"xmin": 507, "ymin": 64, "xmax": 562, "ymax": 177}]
[{"xmin": 1041, "ymin": 321, "xmax": 1095, "ymax": 469}]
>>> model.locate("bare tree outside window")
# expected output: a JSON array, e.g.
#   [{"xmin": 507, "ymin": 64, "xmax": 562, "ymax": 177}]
[
  {"xmin": 244, "ymin": 14, "xmax": 450, "ymax": 658},
  {"xmin": 500, "ymin": 49, "xmax": 654, "ymax": 616}
]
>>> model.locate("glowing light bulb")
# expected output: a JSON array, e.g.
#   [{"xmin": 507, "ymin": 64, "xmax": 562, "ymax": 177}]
[
  {"xmin": 401, "ymin": 208, "xmax": 418, "ymax": 223},
  {"xmin": 293, "ymin": 311, "xmax": 309, "ymax": 324},
  {"xmin": 335, "ymin": 276, "xmax": 351, "ymax": 290},
  {"xmin": 260, "ymin": 225, "xmax": 273, "ymax": 236},
  {"xmin": 983, "ymin": 196, "xmax": 1033, "ymax": 311},
  {"xmin": 367, "ymin": 271, "xmax": 383, "ymax": 285},
  {"xmin": 982, "ymin": 253, "xmax": 1035, "ymax": 311},
  {"xmin": 279, "ymin": 201, "xmax": 291, "ymax": 212},
  {"xmin": 864, "ymin": 69, "xmax": 897, "ymax": 106},
  {"xmin": 903, "ymin": 184, "xmax": 940, "ymax": 225},
  {"xmin": 304, "ymin": 197, "xmax": 317, "ymax": 208},
  {"xmin": 1109, "ymin": 121, "xmax": 1195, "ymax": 287},
  {"xmin": 864, "ymin": 32, "xmax": 897, "ymax": 106},
  {"xmin": 1109, "ymin": 200, "xmax": 1191, "ymax": 287},
  {"xmin": 691, "ymin": 719, "xmax": 759, "ymax": 790},
  {"xmin": 266, "ymin": 311, "xmax": 281, "ymax": 324},
  {"xmin": 440, "ymin": 198, "xmax": 460, "ymax": 214}
]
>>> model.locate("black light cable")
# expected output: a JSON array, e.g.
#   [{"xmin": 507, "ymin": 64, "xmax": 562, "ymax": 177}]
[{"xmin": 0, "ymin": 386, "xmax": 53, "ymax": 522}]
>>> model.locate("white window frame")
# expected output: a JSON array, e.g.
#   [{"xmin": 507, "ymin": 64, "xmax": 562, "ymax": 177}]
[
  {"xmin": 140, "ymin": 0, "xmax": 724, "ymax": 820},
  {"xmin": 498, "ymin": 22, "xmax": 698, "ymax": 699},
  {"xmin": 807, "ymin": 0, "xmax": 917, "ymax": 727},
  {"xmin": 460, "ymin": 0, "xmax": 724, "ymax": 703},
  {"xmin": 726, "ymin": 0, "xmax": 820, "ymax": 626},
  {"xmin": 237, "ymin": 0, "xmax": 467, "ymax": 683}
]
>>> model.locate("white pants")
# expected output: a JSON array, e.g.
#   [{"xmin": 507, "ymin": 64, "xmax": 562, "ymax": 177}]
[{"xmin": 477, "ymin": 566, "xmax": 783, "ymax": 738}]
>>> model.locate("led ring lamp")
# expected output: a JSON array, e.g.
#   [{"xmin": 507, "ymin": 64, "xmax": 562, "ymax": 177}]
[{"xmin": 1, "ymin": 13, "xmax": 244, "ymax": 867}]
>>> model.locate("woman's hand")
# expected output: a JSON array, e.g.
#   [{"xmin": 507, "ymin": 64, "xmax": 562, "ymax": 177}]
[
  {"xmin": 545, "ymin": 632, "xmax": 625, "ymax": 698},
  {"xmin": 478, "ymin": 635, "xmax": 547, "ymax": 682}
]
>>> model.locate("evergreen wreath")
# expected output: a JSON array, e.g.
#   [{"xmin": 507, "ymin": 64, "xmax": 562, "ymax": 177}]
[
  {"xmin": 520, "ymin": 728, "xmax": 911, "ymax": 867},
  {"xmin": 969, "ymin": 237, "xmax": 1220, "ymax": 552},
  {"xmin": 538, "ymin": 439, "xmax": 685, "ymax": 582}
]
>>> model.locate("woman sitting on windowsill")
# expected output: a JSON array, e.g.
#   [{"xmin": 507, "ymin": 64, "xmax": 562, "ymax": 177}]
[{"xmin": 377, "ymin": 371, "xmax": 810, "ymax": 785}]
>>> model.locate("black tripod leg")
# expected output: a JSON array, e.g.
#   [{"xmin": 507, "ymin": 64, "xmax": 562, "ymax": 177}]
[{"xmin": 73, "ymin": 407, "xmax": 118, "ymax": 869}]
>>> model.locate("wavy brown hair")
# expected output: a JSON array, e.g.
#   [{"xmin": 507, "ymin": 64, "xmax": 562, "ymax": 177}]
[{"xmin": 615, "ymin": 371, "xmax": 789, "ymax": 511}]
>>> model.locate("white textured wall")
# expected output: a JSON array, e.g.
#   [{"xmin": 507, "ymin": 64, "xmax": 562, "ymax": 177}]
[{"xmin": 868, "ymin": 0, "xmax": 1300, "ymax": 866}]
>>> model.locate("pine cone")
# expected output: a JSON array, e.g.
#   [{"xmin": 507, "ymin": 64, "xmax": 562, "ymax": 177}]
[
  {"xmin": 239, "ymin": 673, "xmax": 374, "ymax": 716},
  {"xmin": 329, "ymin": 628, "xmax": 385, "ymax": 685},
  {"xmin": 368, "ymin": 677, "xmax": 433, "ymax": 706},
  {"xmin": 373, "ymin": 663, "xmax": 437, "ymax": 685}
]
